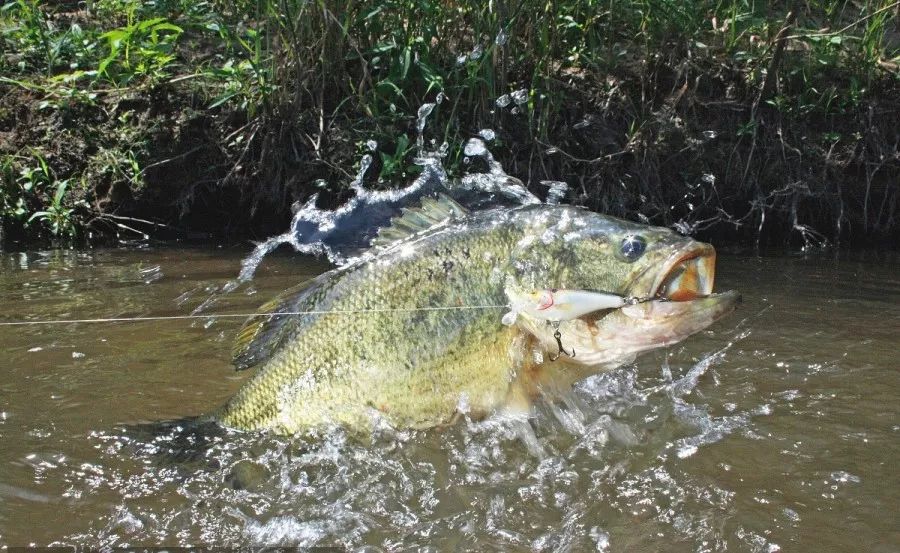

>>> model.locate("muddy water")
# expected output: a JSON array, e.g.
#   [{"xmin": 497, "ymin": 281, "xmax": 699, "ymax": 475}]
[{"xmin": 0, "ymin": 247, "xmax": 897, "ymax": 551}]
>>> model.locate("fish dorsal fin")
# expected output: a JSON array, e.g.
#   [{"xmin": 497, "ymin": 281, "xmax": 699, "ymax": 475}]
[
  {"xmin": 232, "ymin": 275, "xmax": 323, "ymax": 370},
  {"xmin": 371, "ymin": 193, "xmax": 468, "ymax": 248}
]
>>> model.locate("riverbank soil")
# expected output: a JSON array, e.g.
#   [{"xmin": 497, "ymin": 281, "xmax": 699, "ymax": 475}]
[{"xmin": 1, "ymin": 1, "xmax": 897, "ymax": 248}]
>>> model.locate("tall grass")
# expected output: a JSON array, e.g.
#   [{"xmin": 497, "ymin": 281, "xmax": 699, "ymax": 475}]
[{"xmin": 0, "ymin": 0, "xmax": 897, "ymax": 245}]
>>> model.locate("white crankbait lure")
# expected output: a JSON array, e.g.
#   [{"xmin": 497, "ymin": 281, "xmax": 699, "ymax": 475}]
[{"xmin": 502, "ymin": 287, "xmax": 630, "ymax": 326}]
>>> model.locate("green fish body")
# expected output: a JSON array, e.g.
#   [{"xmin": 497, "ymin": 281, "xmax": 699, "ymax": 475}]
[{"xmin": 218, "ymin": 200, "xmax": 739, "ymax": 434}]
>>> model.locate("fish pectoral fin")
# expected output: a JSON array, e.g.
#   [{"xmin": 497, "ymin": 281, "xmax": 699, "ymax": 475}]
[
  {"xmin": 503, "ymin": 378, "xmax": 537, "ymax": 417},
  {"xmin": 370, "ymin": 193, "xmax": 469, "ymax": 249},
  {"xmin": 501, "ymin": 335, "xmax": 550, "ymax": 416},
  {"xmin": 232, "ymin": 275, "xmax": 324, "ymax": 370}
]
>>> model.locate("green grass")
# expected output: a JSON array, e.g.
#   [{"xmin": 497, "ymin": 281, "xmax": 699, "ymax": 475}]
[{"xmin": 0, "ymin": 0, "xmax": 897, "ymax": 245}]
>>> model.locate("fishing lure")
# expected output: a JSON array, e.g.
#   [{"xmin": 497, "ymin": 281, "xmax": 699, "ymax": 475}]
[
  {"xmin": 502, "ymin": 287, "xmax": 651, "ymax": 361},
  {"xmin": 502, "ymin": 288, "xmax": 631, "ymax": 326}
]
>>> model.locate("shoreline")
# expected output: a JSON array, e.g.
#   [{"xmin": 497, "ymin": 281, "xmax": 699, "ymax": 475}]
[{"xmin": 2, "ymin": 1, "xmax": 898, "ymax": 249}]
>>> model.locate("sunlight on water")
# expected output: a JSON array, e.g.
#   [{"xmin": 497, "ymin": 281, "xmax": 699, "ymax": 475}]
[
  {"xmin": 1, "ymin": 235, "xmax": 898, "ymax": 547},
  {"xmin": 55, "ymin": 330, "xmax": 776, "ymax": 550}
]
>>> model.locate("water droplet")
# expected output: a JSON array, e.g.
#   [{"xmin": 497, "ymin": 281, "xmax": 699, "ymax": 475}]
[
  {"xmin": 677, "ymin": 444, "xmax": 698, "ymax": 458},
  {"xmin": 416, "ymin": 104, "xmax": 435, "ymax": 130},
  {"xmin": 463, "ymin": 138, "xmax": 488, "ymax": 158},
  {"xmin": 590, "ymin": 527, "xmax": 611, "ymax": 551},
  {"xmin": 830, "ymin": 471, "xmax": 860, "ymax": 484},
  {"xmin": 541, "ymin": 181, "xmax": 568, "ymax": 205},
  {"xmin": 478, "ymin": 128, "xmax": 496, "ymax": 141},
  {"xmin": 510, "ymin": 88, "xmax": 528, "ymax": 105}
]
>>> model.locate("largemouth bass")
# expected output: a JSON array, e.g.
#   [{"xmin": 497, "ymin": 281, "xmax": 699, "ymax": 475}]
[{"xmin": 218, "ymin": 197, "xmax": 739, "ymax": 434}]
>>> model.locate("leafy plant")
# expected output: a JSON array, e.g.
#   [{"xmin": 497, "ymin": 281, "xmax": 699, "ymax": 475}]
[
  {"xmin": 97, "ymin": 4, "xmax": 182, "ymax": 85},
  {"xmin": 377, "ymin": 134, "xmax": 416, "ymax": 182},
  {"xmin": 0, "ymin": 154, "xmax": 83, "ymax": 240},
  {"xmin": 27, "ymin": 178, "xmax": 77, "ymax": 237},
  {"xmin": 0, "ymin": 155, "xmax": 27, "ymax": 222}
]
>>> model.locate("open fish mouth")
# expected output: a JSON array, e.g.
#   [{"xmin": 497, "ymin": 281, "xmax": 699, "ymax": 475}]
[
  {"xmin": 620, "ymin": 242, "xmax": 740, "ymax": 326},
  {"xmin": 651, "ymin": 243, "xmax": 716, "ymax": 302},
  {"xmin": 578, "ymin": 242, "xmax": 738, "ymax": 332},
  {"xmin": 568, "ymin": 243, "xmax": 739, "ymax": 356}
]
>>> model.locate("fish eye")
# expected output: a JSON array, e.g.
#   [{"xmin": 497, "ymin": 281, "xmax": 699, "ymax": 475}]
[{"xmin": 619, "ymin": 235, "xmax": 646, "ymax": 261}]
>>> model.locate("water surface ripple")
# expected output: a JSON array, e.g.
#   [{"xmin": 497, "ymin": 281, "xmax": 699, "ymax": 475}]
[{"xmin": 0, "ymin": 248, "xmax": 897, "ymax": 551}]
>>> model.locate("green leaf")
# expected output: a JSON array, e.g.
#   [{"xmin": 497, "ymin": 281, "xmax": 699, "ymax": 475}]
[
  {"xmin": 136, "ymin": 17, "xmax": 168, "ymax": 32},
  {"xmin": 101, "ymin": 29, "xmax": 127, "ymax": 46},
  {"xmin": 209, "ymin": 91, "xmax": 239, "ymax": 108},
  {"xmin": 52, "ymin": 180, "xmax": 69, "ymax": 206},
  {"xmin": 401, "ymin": 47, "xmax": 411, "ymax": 79}
]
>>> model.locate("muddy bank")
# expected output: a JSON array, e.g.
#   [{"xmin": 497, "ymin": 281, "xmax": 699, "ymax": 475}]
[{"xmin": 1, "ymin": 1, "xmax": 897, "ymax": 249}]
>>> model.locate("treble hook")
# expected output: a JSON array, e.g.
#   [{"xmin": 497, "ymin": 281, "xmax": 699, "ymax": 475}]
[{"xmin": 548, "ymin": 322, "xmax": 575, "ymax": 361}]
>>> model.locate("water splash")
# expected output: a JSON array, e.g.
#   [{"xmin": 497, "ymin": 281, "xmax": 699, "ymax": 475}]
[
  {"xmin": 56, "ymin": 337, "xmax": 771, "ymax": 549},
  {"xmin": 542, "ymin": 180, "xmax": 569, "ymax": 205},
  {"xmin": 225, "ymin": 104, "xmax": 541, "ymax": 290},
  {"xmin": 477, "ymin": 128, "xmax": 496, "ymax": 142},
  {"xmin": 415, "ymin": 103, "xmax": 436, "ymax": 154},
  {"xmin": 496, "ymin": 88, "xmax": 528, "ymax": 109},
  {"xmin": 226, "ymin": 150, "xmax": 444, "ymax": 289},
  {"xmin": 459, "ymin": 138, "xmax": 540, "ymax": 207}
]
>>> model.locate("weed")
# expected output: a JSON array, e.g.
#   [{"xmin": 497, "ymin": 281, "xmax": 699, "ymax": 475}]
[
  {"xmin": 97, "ymin": 4, "xmax": 183, "ymax": 85},
  {"xmin": 0, "ymin": 154, "xmax": 84, "ymax": 241},
  {"xmin": 0, "ymin": 0, "xmax": 896, "ymax": 246},
  {"xmin": 27, "ymin": 178, "xmax": 77, "ymax": 237}
]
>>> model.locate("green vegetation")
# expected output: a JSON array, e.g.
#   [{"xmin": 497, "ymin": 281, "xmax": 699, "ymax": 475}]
[{"xmin": 1, "ymin": 0, "xmax": 897, "ymax": 247}]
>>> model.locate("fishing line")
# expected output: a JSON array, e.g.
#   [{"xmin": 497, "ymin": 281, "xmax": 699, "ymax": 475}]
[{"xmin": 0, "ymin": 304, "xmax": 509, "ymax": 327}]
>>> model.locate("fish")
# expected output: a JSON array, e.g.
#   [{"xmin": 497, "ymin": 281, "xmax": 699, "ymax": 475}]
[{"xmin": 216, "ymin": 196, "xmax": 740, "ymax": 434}]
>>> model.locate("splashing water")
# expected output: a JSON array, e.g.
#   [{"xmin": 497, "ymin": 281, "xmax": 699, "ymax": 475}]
[
  {"xmin": 226, "ymin": 104, "xmax": 544, "ymax": 292},
  {"xmin": 542, "ymin": 180, "xmax": 569, "ymax": 205},
  {"xmin": 52, "ymin": 329, "xmax": 776, "ymax": 549},
  {"xmin": 458, "ymin": 137, "xmax": 540, "ymax": 207},
  {"xmin": 477, "ymin": 128, "xmax": 496, "ymax": 142},
  {"xmin": 3, "ymin": 246, "xmax": 898, "ymax": 549}
]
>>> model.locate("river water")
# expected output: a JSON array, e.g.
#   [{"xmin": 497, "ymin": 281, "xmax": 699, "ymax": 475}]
[{"xmin": 0, "ymin": 246, "xmax": 896, "ymax": 551}]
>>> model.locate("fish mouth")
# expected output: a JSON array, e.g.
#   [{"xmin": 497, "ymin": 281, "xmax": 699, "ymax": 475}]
[
  {"xmin": 618, "ymin": 241, "xmax": 740, "ymax": 328},
  {"xmin": 548, "ymin": 241, "xmax": 739, "ymax": 363},
  {"xmin": 650, "ymin": 243, "xmax": 716, "ymax": 302}
]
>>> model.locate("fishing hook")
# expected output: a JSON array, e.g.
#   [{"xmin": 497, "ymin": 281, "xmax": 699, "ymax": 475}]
[{"xmin": 548, "ymin": 321, "xmax": 575, "ymax": 361}]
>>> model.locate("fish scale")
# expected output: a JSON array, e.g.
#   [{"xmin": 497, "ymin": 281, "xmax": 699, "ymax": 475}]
[
  {"xmin": 217, "ymin": 213, "xmax": 521, "ymax": 432},
  {"xmin": 216, "ymin": 203, "xmax": 739, "ymax": 434}
]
